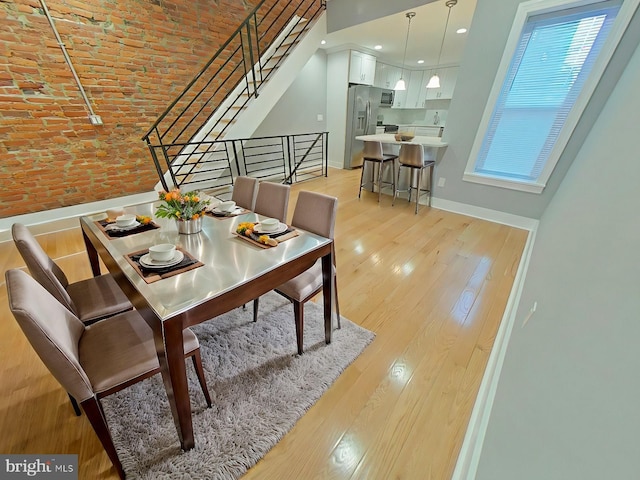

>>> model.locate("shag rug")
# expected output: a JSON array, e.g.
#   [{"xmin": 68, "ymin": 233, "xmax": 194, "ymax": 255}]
[{"xmin": 101, "ymin": 292, "xmax": 375, "ymax": 479}]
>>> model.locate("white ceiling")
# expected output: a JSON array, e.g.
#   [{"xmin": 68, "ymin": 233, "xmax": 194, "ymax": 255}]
[{"xmin": 319, "ymin": 0, "xmax": 477, "ymax": 69}]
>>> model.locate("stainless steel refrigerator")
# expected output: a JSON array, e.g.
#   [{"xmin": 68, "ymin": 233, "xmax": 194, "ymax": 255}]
[{"xmin": 344, "ymin": 85, "xmax": 390, "ymax": 169}]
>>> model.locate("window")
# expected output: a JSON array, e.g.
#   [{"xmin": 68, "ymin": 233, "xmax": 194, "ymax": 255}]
[{"xmin": 464, "ymin": 0, "xmax": 630, "ymax": 193}]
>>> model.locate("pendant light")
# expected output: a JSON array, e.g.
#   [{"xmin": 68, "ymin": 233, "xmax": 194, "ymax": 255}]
[
  {"xmin": 394, "ymin": 12, "xmax": 416, "ymax": 91},
  {"xmin": 427, "ymin": 0, "xmax": 457, "ymax": 89}
]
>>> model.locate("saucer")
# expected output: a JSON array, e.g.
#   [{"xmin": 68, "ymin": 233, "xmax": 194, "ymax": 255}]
[
  {"xmin": 139, "ymin": 251, "xmax": 184, "ymax": 269},
  {"xmin": 253, "ymin": 222, "xmax": 288, "ymax": 235},
  {"xmin": 106, "ymin": 220, "xmax": 140, "ymax": 232}
]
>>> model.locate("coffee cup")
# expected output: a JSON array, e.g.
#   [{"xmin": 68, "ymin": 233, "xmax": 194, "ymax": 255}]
[
  {"xmin": 260, "ymin": 218, "xmax": 279, "ymax": 231},
  {"xmin": 148, "ymin": 243, "xmax": 176, "ymax": 262},
  {"xmin": 115, "ymin": 214, "xmax": 136, "ymax": 227},
  {"xmin": 218, "ymin": 201, "xmax": 236, "ymax": 212}
]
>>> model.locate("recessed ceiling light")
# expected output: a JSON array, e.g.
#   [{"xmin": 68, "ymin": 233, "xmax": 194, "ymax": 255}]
[
  {"xmin": 456, "ymin": 28, "xmax": 467, "ymax": 34},
  {"xmin": 374, "ymin": 45, "xmax": 382, "ymax": 50},
  {"xmin": 417, "ymin": 60, "xmax": 424, "ymax": 64},
  {"xmin": 321, "ymin": 40, "xmax": 326, "ymax": 45}
]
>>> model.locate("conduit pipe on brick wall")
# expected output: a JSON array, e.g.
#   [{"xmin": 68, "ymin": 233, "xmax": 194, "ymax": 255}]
[{"xmin": 39, "ymin": 0, "xmax": 103, "ymax": 125}]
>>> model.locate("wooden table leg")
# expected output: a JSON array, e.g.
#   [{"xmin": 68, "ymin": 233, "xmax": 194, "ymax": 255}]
[
  {"xmin": 322, "ymin": 247, "xmax": 333, "ymax": 345},
  {"xmin": 157, "ymin": 318, "xmax": 194, "ymax": 450},
  {"xmin": 81, "ymin": 226, "xmax": 102, "ymax": 277}
]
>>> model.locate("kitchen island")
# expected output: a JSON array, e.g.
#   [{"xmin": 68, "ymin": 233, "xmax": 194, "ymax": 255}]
[
  {"xmin": 355, "ymin": 133, "xmax": 448, "ymax": 148},
  {"xmin": 354, "ymin": 134, "xmax": 448, "ymax": 205}
]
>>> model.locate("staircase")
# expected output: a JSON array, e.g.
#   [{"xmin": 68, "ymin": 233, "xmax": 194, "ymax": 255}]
[{"xmin": 142, "ymin": 0, "xmax": 327, "ymax": 194}]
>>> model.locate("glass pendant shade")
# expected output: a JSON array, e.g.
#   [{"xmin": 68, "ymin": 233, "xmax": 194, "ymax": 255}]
[
  {"xmin": 426, "ymin": 73, "xmax": 440, "ymax": 89},
  {"xmin": 394, "ymin": 78, "xmax": 407, "ymax": 91}
]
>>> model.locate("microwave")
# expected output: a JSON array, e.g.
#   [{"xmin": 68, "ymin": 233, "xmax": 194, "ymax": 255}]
[{"xmin": 380, "ymin": 89, "xmax": 394, "ymax": 106}]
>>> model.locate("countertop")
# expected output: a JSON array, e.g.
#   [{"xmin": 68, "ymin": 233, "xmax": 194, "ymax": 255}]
[{"xmin": 355, "ymin": 134, "xmax": 448, "ymax": 148}]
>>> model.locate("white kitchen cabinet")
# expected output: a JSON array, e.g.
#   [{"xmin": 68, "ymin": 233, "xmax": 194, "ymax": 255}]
[
  {"xmin": 374, "ymin": 62, "xmax": 403, "ymax": 89},
  {"xmin": 425, "ymin": 66, "xmax": 459, "ymax": 101},
  {"xmin": 349, "ymin": 51, "xmax": 376, "ymax": 85},
  {"xmin": 392, "ymin": 69, "xmax": 423, "ymax": 108},
  {"xmin": 405, "ymin": 70, "xmax": 424, "ymax": 109}
]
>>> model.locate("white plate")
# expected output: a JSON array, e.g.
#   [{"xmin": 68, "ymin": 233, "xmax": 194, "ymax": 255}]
[
  {"xmin": 253, "ymin": 222, "xmax": 288, "ymax": 235},
  {"xmin": 139, "ymin": 251, "xmax": 184, "ymax": 269},
  {"xmin": 107, "ymin": 220, "xmax": 140, "ymax": 231}
]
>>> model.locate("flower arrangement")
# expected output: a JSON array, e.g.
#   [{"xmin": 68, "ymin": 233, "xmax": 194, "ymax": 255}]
[{"xmin": 155, "ymin": 189, "xmax": 210, "ymax": 221}]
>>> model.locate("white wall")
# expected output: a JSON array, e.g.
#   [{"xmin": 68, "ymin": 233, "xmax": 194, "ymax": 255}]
[
  {"xmin": 435, "ymin": 0, "xmax": 636, "ymax": 220},
  {"xmin": 474, "ymin": 33, "xmax": 640, "ymax": 480},
  {"xmin": 253, "ymin": 51, "xmax": 328, "ymax": 137},
  {"xmin": 326, "ymin": 50, "xmax": 350, "ymax": 169}
]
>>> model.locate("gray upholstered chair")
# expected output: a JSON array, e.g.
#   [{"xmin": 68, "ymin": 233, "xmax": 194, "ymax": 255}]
[
  {"xmin": 12, "ymin": 223, "xmax": 132, "ymax": 325},
  {"xmin": 231, "ymin": 176, "xmax": 259, "ymax": 210},
  {"xmin": 359, "ymin": 141, "xmax": 398, "ymax": 202},
  {"xmin": 392, "ymin": 143, "xmax": 435, "ymax": 214},
  {"xmin": 5, "ymin": 268, "xmax": 212, "ymax": 480},
  {"xmin": 253, "ymin": 191, "xmax": 340, "ymax": 354},
  {"xmin": 254, "ymin": 181, "xmax": 290, "ymax": 223}
]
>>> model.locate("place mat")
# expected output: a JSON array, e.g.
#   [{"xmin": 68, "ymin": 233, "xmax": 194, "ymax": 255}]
[
  {"xmin": 124, "ymin": 247, "xmax": 204, "ymax": 283},
  {"xmin": 96, "ymin": 218, "xmax": 160, "ymax": 238},
  {"xmin": 233, "ymin": 228, "xmax": 299, "ymax": 249},
  {"xmin": 205, "ymin": 207, "xmax": 251, "ymax": 220}
]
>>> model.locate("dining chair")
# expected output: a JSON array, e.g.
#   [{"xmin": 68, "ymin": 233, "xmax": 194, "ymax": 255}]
[
  {"xmin": 5, "ymin": 268, "xmax": 212, "ymax": 480},
  {"xmin": 253, "ymin": 191, "xmax": 340, "ymax": 355},
  {"xmin": 231, "ymin": 176, "xmax": 259, "ymax": 211},
  {"xmin": 359, "ymin": 140, "xmax": 398, "ymax": 202},
  {"xmin": 392, "ymin": 143, "xmax": 435, "ymax": 214},
  {"xmin": 254, "ymin": 181, "xmax": 290, "ymax": 223},
  {"xmin": 12, "ymin": 223, "xmax": 133, "ymax": 325}
]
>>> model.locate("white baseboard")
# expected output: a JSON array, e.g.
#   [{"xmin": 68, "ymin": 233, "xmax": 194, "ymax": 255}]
[
  {"xmin": 451, "ymin": 226, "xmax": 538, "ymax": 480},
  {"xmin": 0, "ymin": 191, "xmax": 158, "ymax": 242},
  {"xmin": 431, "ymin": 197, "xmax": 539, "ymax": 231}
]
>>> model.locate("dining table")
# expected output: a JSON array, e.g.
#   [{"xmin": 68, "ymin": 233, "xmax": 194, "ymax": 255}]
[{"xmin": 79, "ymin": 200, "xmax": 335, "ymax": 451}]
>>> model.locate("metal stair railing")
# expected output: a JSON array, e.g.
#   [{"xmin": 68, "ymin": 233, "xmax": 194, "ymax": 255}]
[
  {"xmin": 142, "ymin": 0, "xmax": 326, "ymax": 191},
  {"xmin": 152, "ymin": 132, "xmax": 328, "ymax": 196}
]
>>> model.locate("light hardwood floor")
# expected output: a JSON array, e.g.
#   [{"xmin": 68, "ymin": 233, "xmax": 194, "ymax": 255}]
[{"xmin": 0, "ymin": 168, "xmax": 528, "ymax": 479}]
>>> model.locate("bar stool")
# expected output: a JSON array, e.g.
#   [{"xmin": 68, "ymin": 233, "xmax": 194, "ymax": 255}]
[
  {"xmin": 393, "ymin": 143, "xmax": 435, "ymax": 214},
  {"xmin": 359, "ymin": 141, "xmax": 398, "ymax": 202}
]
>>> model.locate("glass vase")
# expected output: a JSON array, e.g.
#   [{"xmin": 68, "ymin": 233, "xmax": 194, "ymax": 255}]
[{"xmin": 176, "ymin": 217, "xmax": 202, "ymax": 234}]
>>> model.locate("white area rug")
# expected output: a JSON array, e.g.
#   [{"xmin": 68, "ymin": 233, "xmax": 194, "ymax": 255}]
[{"xmin": 102, "ymin": 292, "xmax": 374, "ymax": 479}]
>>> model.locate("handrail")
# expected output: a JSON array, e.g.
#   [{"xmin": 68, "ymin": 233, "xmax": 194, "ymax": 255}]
[
  {"xmin": 142, "ymin": 0, "xmax": 268, "ymax": 140},
  {"xmin": 142, "ymin": 0, "xmax": 324, "ymax": 147}
]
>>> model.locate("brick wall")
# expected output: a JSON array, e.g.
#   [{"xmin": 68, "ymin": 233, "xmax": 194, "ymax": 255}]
[{"xmin": 0, "ymin": 0, "xmax": 273, "ymax": 217}]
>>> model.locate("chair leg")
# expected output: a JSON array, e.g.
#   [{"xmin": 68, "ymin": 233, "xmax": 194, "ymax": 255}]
[
  {"xmin": 191, "ymin": 350, "xmax": 212, "ymax": 408},
  {"xmin": 334, "ymin": 276, "xmax": 341, "ymax": 330},
  {"xmin": 68, "ymin": 393, "xmax": 82, "ymax": 416},
  {"xmin": 358, "ymin": 161, "xmax": 367, "ymax": 199},
  {"xmin": 293, "ymin": 300, "xmax": 304, "ymax": 355},
  {"xmin": 392, "ymin": 164, "xmax": 402, "ymax": 206},
  {"xmin": 81, "ymin": 397, "xmax": 125, "ymax": 480},
  {"xmin": 415, "ymin": 168, "xmax": 423, "ymax": 214},
  {"xmin": 253, "ymin": 297, "xmax": 259, "ymax": 322},
  {"xmin": 377, "ymin": 161, "xmax": 384, "ymax": 203}
]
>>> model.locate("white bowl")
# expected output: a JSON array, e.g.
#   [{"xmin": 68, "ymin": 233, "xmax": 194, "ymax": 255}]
[
  {"xmin": 218, "ymin": 201, "xmax": 236, "ymax": 212},
  {"xmin": 148, "ymin": 243, "xmax": 176, "ymax": 262},
  {"xmin": 115, "ymin": 214, "xmax": 136, "ymax": 227},
  {"xmin": 260, "ymin": 218, "xmax": 279, "ymax": 231}
]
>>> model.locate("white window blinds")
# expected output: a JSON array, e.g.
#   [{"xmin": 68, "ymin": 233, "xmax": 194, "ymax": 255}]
[{"xmin": 473, "ymin": 1, "xmax": 621, "ymax": 183}]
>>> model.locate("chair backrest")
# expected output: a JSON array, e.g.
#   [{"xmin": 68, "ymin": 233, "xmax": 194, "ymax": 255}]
[
  {"xmin": 291, "ymin": 191, "xmax": 338, "ymax": 240},
  {"xmin": 5, "ymin": 269, "xmax": 93, "ymax": 402},
  {"xmin": 231, "ymin": 176, "xmax": 259, "ymax": 210},
  {"xmin": 12, "ymin": 223, "xmax": 77, "ymax": 313},
  {"xmin": 254, "ymin": 182, "xmax": 290, "ymax": 223},
  {"xmin": 398, "ymin": 143, "xmax": 425, "ymax": 168},
  {"xmin": 362, "ymin": 141, "xmax": 384, "ymax": 161}
]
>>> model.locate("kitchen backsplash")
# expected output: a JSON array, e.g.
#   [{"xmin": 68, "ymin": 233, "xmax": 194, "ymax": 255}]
[{"xmin": 378, "ymin": 108, "xmax": 448, "ymax": 127}]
